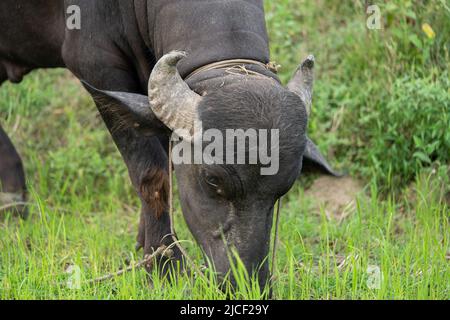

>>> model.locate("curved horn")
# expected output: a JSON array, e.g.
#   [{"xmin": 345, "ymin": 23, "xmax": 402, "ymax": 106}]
[
  {"xmin": 148, "ymin": 51, "xmax": 202, "ymax": 137},
  {"xmin": 287, "ymin": 55, "xmax": 315, "ymax": 116}
]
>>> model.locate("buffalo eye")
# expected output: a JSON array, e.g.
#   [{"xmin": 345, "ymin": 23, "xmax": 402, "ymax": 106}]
[
  {"xmin": 205, "ymin": 174, "xmax": 225, "ymax": 196},
  {"xmin": 205, "ymin": 175, "xmax": 220, "ymax": 188},
  {"xmin": 201, "ymin": 169, "xmax": 228, "ymax": 198},
  {"xmin": 201, "ymin": 166, "xmax": 242, "ymax": 199}
]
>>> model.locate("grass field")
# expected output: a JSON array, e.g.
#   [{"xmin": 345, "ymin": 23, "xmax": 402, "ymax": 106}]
[{"xmin": 0, "ymin": 1, "xmax": 449, "ymax": 299}]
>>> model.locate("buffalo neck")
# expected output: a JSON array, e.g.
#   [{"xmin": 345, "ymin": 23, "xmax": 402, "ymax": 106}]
[{"xmin": 143, "ymin": 0, "xmax": 271, "ymax": 79}]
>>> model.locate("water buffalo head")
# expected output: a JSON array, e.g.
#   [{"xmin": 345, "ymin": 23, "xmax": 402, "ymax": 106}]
[{"xmin": 87, "ymin": 51, "xmax": 338, "ymax": 289}]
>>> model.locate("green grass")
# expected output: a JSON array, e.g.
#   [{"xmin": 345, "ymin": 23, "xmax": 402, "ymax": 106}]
[{"xmin": 0, "ymin": 0, "xmax": 449, "ymax": 299}]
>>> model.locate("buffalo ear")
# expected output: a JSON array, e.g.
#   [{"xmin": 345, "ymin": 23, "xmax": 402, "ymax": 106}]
[
  {"xmin": 81, "ymin": 81, "xmax": 169, "ymax": 135},
  {"xmin": 302, "ymin": 137, "xmax": 343, "ymax": 177}
]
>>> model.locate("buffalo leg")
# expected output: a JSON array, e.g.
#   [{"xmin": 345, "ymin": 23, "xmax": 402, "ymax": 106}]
[
  {"xmin": 0, "ymin": 124, "xmax": 27, "ymax": 218},
  {"xmin": 91, "ymin": 96, "xmax": 183, "ymax": 276},
  {"xmin": 64, "ymin": 34, "xmax": 182, "ymax": 274}
]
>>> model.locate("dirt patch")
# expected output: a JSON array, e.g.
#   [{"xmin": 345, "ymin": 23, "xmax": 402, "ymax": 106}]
[{"xmin": 305, "ymin": 176, "xmax": 366, "ymax": 222}]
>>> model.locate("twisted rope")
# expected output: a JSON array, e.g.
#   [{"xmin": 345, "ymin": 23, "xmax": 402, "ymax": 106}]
[
  {"xmin": 185, "ymin": 59, "xmax": 280, "ymax": 80},
  {"xmin": 271, "ymin": 198, "xmax": 282, "ymax": 280},
  {"xmin": 167, "ymin": 139, "xmax": 207, "ymax": 280},
  {"xmin": 86, "ymin": 245, "xmax": 171, "ymax": 284}
]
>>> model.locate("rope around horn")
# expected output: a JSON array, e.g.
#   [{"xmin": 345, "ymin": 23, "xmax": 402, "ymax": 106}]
[
  {"xmin": 271, "ymin": 198, "xmax": 282, "ymax": 282},
  {"xmin": 167, "ymin": 139, "xmax": 208, "ymax": 280}
]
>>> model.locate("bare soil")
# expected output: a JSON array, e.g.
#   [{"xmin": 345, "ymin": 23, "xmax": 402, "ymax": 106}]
[{"xmin": 305, "ymin": 176, "xmax": 366, "ymax": 222}]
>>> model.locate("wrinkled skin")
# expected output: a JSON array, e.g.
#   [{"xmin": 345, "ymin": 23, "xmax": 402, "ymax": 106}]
[{"xmin": 0, "ymin": 0, "xmax": 338, "ymax": 289}]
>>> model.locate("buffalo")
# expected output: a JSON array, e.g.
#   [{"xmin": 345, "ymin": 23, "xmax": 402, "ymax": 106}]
[{"xmin": 0, "ymin": 0, "xmax": 337, "ymax": 288}]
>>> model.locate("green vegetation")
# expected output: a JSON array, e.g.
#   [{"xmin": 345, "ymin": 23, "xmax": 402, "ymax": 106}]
[
  {"xmin": 266, "ymin": 0, "xmax": 449, "ymax": 189},
  {"xmin": 0, "ymin": 0, "xmax": 448, "ymax": 299}
]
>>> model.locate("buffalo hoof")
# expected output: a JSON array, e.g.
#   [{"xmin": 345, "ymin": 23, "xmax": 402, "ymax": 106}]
[
  {"xmin": 0, "ymin": 192, "xmax": 28, "ymax": 219},
  {"xmin": 135, "ymin": 212, "xmax": 185, "ymax": 281},
  {"xmin": 139, "ymin": 244, "xmax": 185, "ymax": 286}
]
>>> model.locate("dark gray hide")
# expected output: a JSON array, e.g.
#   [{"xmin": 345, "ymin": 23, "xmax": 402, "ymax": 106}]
[{"xmin": 0, "ymin": 0, "xmax": 339, "ymax": 289}]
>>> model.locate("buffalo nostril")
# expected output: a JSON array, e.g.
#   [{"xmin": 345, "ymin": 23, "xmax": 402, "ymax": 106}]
[{"xmin": 212, "ymin": 217, "xmax": 234, "ymax": 239}]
